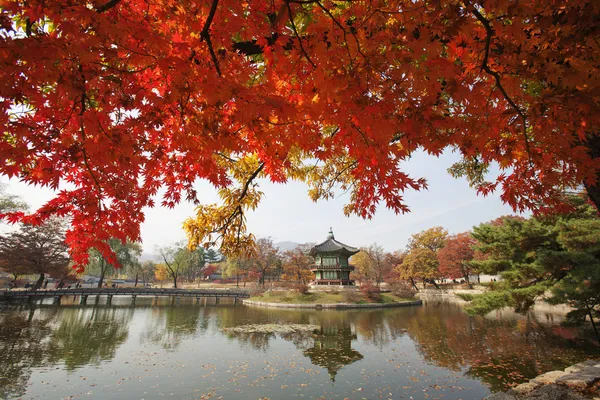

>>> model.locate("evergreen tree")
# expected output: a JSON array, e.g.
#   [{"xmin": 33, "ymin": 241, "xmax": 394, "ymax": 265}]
[{"xmin": 466, "ymin": 194, "xmax": 600, "ymax": 344}]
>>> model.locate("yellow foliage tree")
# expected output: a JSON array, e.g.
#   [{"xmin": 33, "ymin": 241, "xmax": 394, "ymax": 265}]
[{"xmin": 154, "ymin": 263, "xmax": 169, "ymax": 283}]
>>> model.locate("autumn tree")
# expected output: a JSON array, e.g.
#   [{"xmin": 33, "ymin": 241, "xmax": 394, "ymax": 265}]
[
  {"xmin": 281, "ymin": 244, "xmax": 313, "ymax": 284},
  {"xmin": 350, "ymin": 249, "xmax": 373, "ymax": 284},
  {"xmin": 397, "ymin": 227, "xmax": 448, "ymax": 289},
  {"xmin": 384, "ymin": 251, "xmax": 406, "ymax": 283},
  {"xmin": 156, "ymin": 244, "xmax": 191, "ymax": 289},
  {"xmin": 351, "ymin": 244, "xmax": 390, "ymax": 287},
  {"xmin": 248, "ymin": 237, "xmax": 281, "ymax": 285},
  {"xmin": 154, "ymin": 263, "xmax": 169, "ymax": 284},
  {"xmin": 437, "ymin": 232, "xmax": 477, "ymax": 287},
  {"xmin": 1, "ymin": 0, "xmax": 599, "ymax": 269},
  {"xmin": 0, "ymin": 219, "xmax": 70, "ymax": 289}
]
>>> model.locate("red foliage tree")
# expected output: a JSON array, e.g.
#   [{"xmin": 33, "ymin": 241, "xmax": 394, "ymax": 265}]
[
  {"xmin": 437, "ymin": 232, "xmax": 477, "ymax": 286},
  {"xmin": 0, "ymin": 0, "xmax": 598, "ymax": 268}
]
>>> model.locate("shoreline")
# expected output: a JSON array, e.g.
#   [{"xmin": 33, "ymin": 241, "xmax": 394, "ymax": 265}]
[
  {"xmin": 486, "ymin": 360, "xmax": 599, "ymax": 399},
  {"xmin": 242, "ymin": 299, "xmax": 423, "ymax": 309}
]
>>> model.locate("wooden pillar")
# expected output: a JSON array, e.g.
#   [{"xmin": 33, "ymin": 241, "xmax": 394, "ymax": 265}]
[
  {"xmin": 215, "ymin": 296, "xmax": 220, "ymax": 305},
  {"xmin": 94, "ymin": 295, "xmax": 100, "ymax": 304},
  {"xmin": 131, "ymin": 295, "xmax": 136, "ymax": 305},
  {"xmin": 53, "ymin": 295, "xmax": 62, "ymax": 305},
  {"xmin": 107, "ymin": 295, "xmax": 113, "ymax": 305},
  {"xmin": 80, "ymin": 295, "xmax": 88, "ymax": 305}
]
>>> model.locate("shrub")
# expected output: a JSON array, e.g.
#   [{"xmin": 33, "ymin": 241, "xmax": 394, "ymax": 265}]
[
  {"xmin": 389, "ymin": 281, "xmax": 417, "ymax": 299},
  {"xmin": 455, "ymin": 292, "xmax": 475, "ymax": 302},
  {"xmin": 294, "ymin": 283, "xmax": 310, "ymax": 294},
  {"xmin": 342, "ymin": 290, "xmax": 363, "ymax": 303},
  {"xmin": 249, "ymin": 286, "xmax": 267, "ymax": 297},
  {"xmin": 359, "ymin": 282, "xmax": 381, "ymax": 302}
]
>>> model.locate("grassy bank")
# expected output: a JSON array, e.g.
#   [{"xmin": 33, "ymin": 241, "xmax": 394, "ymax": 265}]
[{"xmin": 249, "ymin": 290, "xmax": 413, "ymax": 305}]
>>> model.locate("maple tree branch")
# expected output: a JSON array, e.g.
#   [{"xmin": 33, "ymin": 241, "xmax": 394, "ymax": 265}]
[
  {"xmin": 315, "ymin": 1, "xmax": 354, "ymax": 70},
  {"xmin": 96, "ymin": 0, "xmax": 122, "ymax": 13},
  {"xmin": 239, "ymin": 162, "xmax": 265, "ymax": 202},
  {"xmin": 286, "ymin": 1, "xmax": 317, "ymax": 69},
  {"xmin": 200, "ymin": 0, "xmax": 222, "ymax": 77},
  {"xmin": 211, "ymin": 161, "xmax": 266, "ymax": 238},
  {"xmin": 77, "ymin": 66, "xmax": 104, "ymax": 208},
  {"xmin": 467, "ymin": 3, "xmax": 533, "ymax": 166}
]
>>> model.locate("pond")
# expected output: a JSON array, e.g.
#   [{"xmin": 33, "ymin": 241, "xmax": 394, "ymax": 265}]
[{"xmin": 1, "ymin": 297, "xmax": 598, "ymax": 399}]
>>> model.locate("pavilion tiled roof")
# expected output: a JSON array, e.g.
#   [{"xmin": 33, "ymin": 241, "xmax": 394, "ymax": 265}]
[{"xmin": 309, "ymin": 228, "xmax": 359, "ymax": 256}]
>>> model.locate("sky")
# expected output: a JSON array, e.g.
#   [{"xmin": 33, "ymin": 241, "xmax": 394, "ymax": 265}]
[{"xmin": 1, "ymin": 149, "xmax": 523, "ymax": 254}]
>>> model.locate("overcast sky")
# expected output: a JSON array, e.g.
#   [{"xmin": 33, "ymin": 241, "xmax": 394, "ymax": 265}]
[{"xmin": 1, "ymin": 149, "xmax": 522, "ymax": 253}]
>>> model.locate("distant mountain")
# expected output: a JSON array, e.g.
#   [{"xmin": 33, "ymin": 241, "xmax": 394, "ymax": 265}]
[
  {"xmin": 140, "ymin": 252, "xmax": 161, "ymax": 262},
  {"xmin": 276, "ymin": 241, "xmax": 300, "ymax": 251}
]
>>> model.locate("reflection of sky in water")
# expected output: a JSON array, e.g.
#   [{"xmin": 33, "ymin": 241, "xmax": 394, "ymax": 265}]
[{"xmin": 0, "ymin": 297, "xmax": 597, "ymax": 400}]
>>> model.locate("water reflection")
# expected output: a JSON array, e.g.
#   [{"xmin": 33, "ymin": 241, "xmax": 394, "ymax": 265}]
[
  {"xmin": 0, "ymin": 299, "xmax": 598, "ymax": 399},
  {"xmin": 302, "ymin": 324, "xmax": 363, "ymax": 382},
  {"xmin": 141, "ymin": 305, "xmax": 207, "ymax": 350},
  {"xmin": 47, "ymin": 306, "xmax": 133, "ymax": 369}
]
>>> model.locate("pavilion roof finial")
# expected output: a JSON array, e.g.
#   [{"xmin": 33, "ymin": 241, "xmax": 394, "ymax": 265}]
[{"xmin": 327, "ymin": 227, "xmax": 335, "ymax": 239}]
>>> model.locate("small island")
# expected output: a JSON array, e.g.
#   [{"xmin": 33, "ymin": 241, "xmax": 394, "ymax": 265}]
[{"xmin": 245, "ymin": 290, "xmax": 422, "ymax": 309}]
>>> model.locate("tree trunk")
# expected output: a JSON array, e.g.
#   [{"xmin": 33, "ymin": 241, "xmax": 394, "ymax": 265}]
[
  {"xmin": 422, "ymin": 279, "xmax": 426, "ymax": 289},
  {"xmin": 584, "ymin": 135, "xmax": 600, "ymax": 211},
  {"xmin": 236, "ymin": 273, "xmax": 239, "ymax": 288},
  {"xmin": 134, "ymin": 273, "xmax": 139, "ymax": 287},
  {"xmin": 172, "ymin": 275, "xmax": 177, "ymax": 289},
  {"xmin": 465, "ymin": 272, "xmax": 473, "ymax": 289},
  {"xmin": 32, "ymin": 273, "xmax": 45, "ymax": 291},
  {"xmin": 97, "ymin": 259, "xmax": 106, "ymax": 288},
  {"xmin": 585, "ymin": 302, "xmax": 600, "ymax": 346},
  {"xmin": 431, "ymin": 279, "xmax": 440, "ymax": 290},
  {"xmin": 409, "ymin": 277, "xmax": 418, "ymax": 291},
  {"xmin": 477, "ymin": 273, "xmax": 481, "ymax": 284}
]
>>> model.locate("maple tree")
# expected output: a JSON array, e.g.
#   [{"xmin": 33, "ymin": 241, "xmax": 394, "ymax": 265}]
[
  {"xmin": 281, "ymin": 243, "xmax": 313, "ymax": 284},
  {"xmin": 0, "ymin": 0, "xmax": 599, "ymax": 268},
  {"xmin": 437, "ymin": 232, "xmax": 477, "ymax": 287}
]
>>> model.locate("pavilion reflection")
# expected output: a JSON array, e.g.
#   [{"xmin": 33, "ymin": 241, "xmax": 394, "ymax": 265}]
[{"xmin": 302, "ymin": 323, "xmax": 363, "ymax": 382}]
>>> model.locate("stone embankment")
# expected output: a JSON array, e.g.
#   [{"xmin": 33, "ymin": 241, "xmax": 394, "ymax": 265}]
[
  {"xmin": 486, "ymin": 360, "xmax": 599, "ymax": 400},
  {"xmin": 242, "ymin": 299, "xmax": 423, "ymax": 309}
]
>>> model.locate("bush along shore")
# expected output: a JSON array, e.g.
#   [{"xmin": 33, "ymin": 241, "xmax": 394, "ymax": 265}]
[{"xmin": 486, "ymin": 360, "xmax": 599, "ymax": 400}]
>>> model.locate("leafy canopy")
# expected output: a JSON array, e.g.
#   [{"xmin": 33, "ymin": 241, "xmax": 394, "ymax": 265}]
[{"xmin": 0, "ymin": 0, "xmax": 599, "ymax": 267}]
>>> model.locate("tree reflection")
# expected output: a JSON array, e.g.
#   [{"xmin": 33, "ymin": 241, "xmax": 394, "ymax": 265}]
[
  {"xmin": 47, "ymin": 306, "xmax": 134, "ymax": 370},
  {"xmin": 141, "ymin": 305, "xmax": 205, "ymax": 350},
  {"xmin": 0, "ymin": 307, "xmax": 56, "ymax": 398},
  {"xmin": 405, "ymin": 301, "xmax": 599, "ymax": 391}
]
